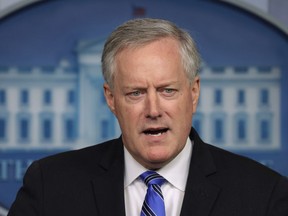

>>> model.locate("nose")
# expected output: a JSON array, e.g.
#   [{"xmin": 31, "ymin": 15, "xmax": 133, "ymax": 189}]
[{"xmin": 145, "ymin": 91, "xmax": 162, "ymax": 119}]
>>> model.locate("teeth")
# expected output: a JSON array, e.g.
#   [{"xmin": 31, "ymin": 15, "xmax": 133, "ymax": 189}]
[{"xmin": 149, "ymin": 132, "xmax": 163, "ymax": 136}]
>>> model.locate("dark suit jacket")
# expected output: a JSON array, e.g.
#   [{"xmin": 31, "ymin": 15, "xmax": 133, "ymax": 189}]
[{"xmin": 8, "ymin": 128, "xmax": 288, "ymax": 216}]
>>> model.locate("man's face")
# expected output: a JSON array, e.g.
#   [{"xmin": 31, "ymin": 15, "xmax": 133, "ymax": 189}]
[{"xmin": 104, "ymin": 38, "xmax": 200, "ymax": 169}]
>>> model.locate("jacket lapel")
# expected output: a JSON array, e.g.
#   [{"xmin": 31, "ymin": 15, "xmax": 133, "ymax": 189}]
[
  {"xmin": 90, "ymin": 129, "xmax": 220, "ymax": 216},
  {"xmin": 180, "ymin": 129, "xmax": 220, "ymax": 216},
  {"xmin": 91, "ymin": 138, "xmax": 126, "ymax": 216}
]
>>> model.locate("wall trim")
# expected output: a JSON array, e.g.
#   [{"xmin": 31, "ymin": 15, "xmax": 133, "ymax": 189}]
[
  {"xmin": 220, "ymin": 0, "xmax": 288, "ymax": 35},
  {"xmin": 0, "ymin": 0, "xmax": 42, "ymax": 19}
]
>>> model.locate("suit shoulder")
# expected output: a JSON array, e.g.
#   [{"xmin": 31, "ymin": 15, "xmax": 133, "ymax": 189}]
[
  {"xmin": 205, "ymin": 143, "xmax": 282, "ymax": 179},
  {"xmin": 36, "ymin": 138, "xmax": 121, "ymax": 168}
]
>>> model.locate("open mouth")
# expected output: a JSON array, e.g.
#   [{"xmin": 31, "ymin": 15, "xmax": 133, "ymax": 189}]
[{"xmin": 143, "ymin": 128, "xmax": 169, "ymax": 136}]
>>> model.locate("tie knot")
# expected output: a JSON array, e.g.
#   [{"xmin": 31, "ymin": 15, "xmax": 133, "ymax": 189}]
[{"xmin": 140, "ymin": 170, "xmax": 166, "ymax": 187}]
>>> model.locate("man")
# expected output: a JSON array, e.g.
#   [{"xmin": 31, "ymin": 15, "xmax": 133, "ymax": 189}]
[{"xmin": 8, "ymin": 18, "xmax": 288, "ymax": 216}]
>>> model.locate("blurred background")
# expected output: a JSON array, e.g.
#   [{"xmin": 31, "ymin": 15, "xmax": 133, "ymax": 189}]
[{"xmin": 0, "ymin": 0, "xmax": 288, "ymax": 215}]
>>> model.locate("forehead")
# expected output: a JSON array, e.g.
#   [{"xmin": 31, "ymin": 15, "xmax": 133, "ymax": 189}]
[{"xmin": 113, "ymin": 38, "xmax": 187, "ymax": 86}]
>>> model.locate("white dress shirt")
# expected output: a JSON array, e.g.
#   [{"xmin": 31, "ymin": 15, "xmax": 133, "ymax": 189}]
[{"xmin": 124, "ymin": 138, "xmax": 193, "ymax": 216}]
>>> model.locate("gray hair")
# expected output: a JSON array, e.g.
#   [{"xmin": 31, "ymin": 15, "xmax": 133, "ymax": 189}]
[{"xmin": 101, "ymin": 18, "xmax": 201, "ymax": 88}]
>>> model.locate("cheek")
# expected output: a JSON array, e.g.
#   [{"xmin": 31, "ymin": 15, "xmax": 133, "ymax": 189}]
[
  {"xmin": 116, "ymin": 103, "xmax": 142, "ymax": 127},
  {"xmin": 177, "ymin": 96, "xmax": 194, "ymax": 121},
  {"xmin": 172, "ymin": 96, "xmax": 192, "ymax": 113}
]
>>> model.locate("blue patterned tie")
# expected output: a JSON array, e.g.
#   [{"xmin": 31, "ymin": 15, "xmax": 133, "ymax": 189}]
[{"xmin": 140, "ymin": 170, "xmax": 166, "ymax": 216}]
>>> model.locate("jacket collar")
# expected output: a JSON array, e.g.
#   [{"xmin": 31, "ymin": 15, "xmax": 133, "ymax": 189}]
[
  {"xmin": 180, "ymin": 128, "xmax": 220, "ymax": 216},
  {"xmin": 91, "ymin": 137, "xmax": 126, "ymax": 216}
]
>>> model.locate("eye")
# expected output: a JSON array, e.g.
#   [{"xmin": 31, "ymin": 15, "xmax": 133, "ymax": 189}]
[
  {"xmin": 130, "ymin": 90, "xmax": 141, "ymax": 97},
  {"xmin": 160, "ymin": 88, "xmax": 177, "ymax": 97},
  {"xmin": 126, "ymin": 90, "xmax": 144, "ymax": 99},
  {"xmin": 164, "ymin": 89, "xmax": 174, "ymax": 94}
]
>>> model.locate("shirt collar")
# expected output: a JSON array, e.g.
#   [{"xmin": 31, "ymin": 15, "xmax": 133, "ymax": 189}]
[
  {"xmin": 124, "ymin": 146, "xmax": 146, "ymax": 188},
  {"xmin": 124, "ymin": 138, "xmax": 193, "ymax": 192}
]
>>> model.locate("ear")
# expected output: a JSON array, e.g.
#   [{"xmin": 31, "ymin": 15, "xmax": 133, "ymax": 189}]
[
  {"xmin": 191, "ymin": 76, "xmax": 200, "ymax": 113},
  {"xmin": 103, "ymin": 83, "xmax": 116, "ymax": 114}
]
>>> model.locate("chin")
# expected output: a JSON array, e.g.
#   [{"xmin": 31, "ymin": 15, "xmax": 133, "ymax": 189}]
[
  {"xmin": 145, "ymin": 158, "xmax": 171, "ymax": 170},
  {"xmin": 146, "ymin": 151, "xmax": 172, "ymax": 165}
]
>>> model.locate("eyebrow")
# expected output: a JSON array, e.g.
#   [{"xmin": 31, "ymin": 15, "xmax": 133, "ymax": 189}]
[{"xmin": 122, "ymin": 81, "xmax": 180, "ymax": 90}]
